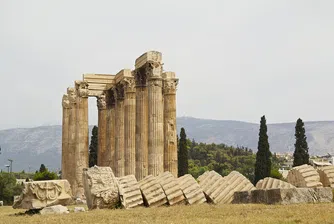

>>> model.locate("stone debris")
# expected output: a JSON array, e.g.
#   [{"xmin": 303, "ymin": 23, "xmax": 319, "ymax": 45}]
[
  {"xmin": 317, "ymin": 166, "xmax": 334, "ymax": 187},
  {"xmin": 138, "ymin": 175, "xmax": 167, "ymax": 207},
  {"xmin": 233, "ymin": 187, "xmax": 333, "ymax": 204},
  {"xmin": 0, "ymin": 201, "xmax": 3, "ymax": 206},
  {"xmin": 198, "ymin": 170, "xmax": 223, "ymax": 202},
  {"xmin": 256, "ymin": 177, "xmax": 295, "ymax": 189},
  {"xmin": 75, "ymin": 197, "xmax": 87, "ymax": 205},
  {"xmin": 207, "ymin": 171, "xmax": 255, "ymax": 204},
  {"xmin": 13, "ymin": 180, "xmax": 73, "ymax": 210},
  {"xmin": 157, "ymin": 172, "xmax": 185, "ymax": 205},
  {"xmin": 178, "ymin": 174, "xmax": 206, "ymax": 205},
  {"xmin": 82, "ymin": 166, "xmax": 120, "ymax": 210},
  {"xmin": 40, "ymin": 205, "xmax": 69, "ymax": 215},
  {"xmin": 117, "ymin": 175, "xmax": 143, "ymax": 209},
  {"xmin": 287, "ymin": 164, "xmax": 323, "ymax": 188},
  {"xmin": 74, "ymin": 207, "xmax": 86, "ymax": 213}
]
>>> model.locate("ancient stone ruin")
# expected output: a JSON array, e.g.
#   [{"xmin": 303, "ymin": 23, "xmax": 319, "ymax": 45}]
[
  {"xmin": 256, "ymin": 177, "xmax": 295, "ymax": 189},
  {"xmin": 286, "ymin": 164, "xmax": 323, "ymax": 188},
  {"xmin": 317, "ymin": 166, "xmax": 334, "ymax": 187},
  {"xmin": 13, "ymin": 180, "xmax": 73, "ymax": 210},
  {"xmin": 61, "ymin": 51, "xmax": 179, "ymax": 197}
]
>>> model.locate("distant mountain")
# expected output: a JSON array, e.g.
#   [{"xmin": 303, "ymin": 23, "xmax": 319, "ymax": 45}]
[{"xmin": 1, "ymin": 117, "xmax": 334, "ymax": 172}]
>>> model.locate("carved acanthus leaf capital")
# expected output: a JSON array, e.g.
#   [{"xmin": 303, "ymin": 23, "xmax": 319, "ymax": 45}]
[
  {"xmin": 75, "ymin": 81, "xmax": 89, "ymax": 98},
  {"xmin": 114, "ymin": 83, "xmax": 125, "ymax": 100},
  {"xmin": 146, "ymin": 61, "xmax": 162, "ymax": 79},
  {"xmin": 97, "ymin": 94, "xmax": 107, "ymax": 110},
  {"xmin": 62, "ymin": 94, "xmax": 70, "ymax": 109},
  {"xmin": 133, "ymin": 68, "xmax": 147, "ymax": 87},
  {"xmin": 123, "ymin": 77, "xmax": 135, "ymax": 93},
  {"xmin": 67, "ymin": 87, "xmax": 77, "ymax": 105},
  {"xmin": 148, "ymin": 78, "xmax": 163, "ymax": 88},
  {"xmin": 163, "ymin": 79, "xmax": 179, "ymax": 94}
]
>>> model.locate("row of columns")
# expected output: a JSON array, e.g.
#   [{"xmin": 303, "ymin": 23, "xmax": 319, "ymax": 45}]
[
  {"xmin": 61, "ymin": 52, "xmax": 179, "ymax": 197},
  {"xmin": 62, "ymin": 81, "xmax": 89, "ymax": 198}
]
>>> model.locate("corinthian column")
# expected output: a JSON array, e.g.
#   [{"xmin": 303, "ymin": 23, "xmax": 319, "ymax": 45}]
[
  {"xmin": 97, "ymin": 93, "xmax": 107, "ymax": 166},
  {"xmin": 106, "ymin": 88, "xmax": 116, "ymax": 171},
  {"xmin": 162, "ymin": 72, "xmax": 179, "ymax": 177},
  {"xmin": 75, "ymin": 81, "xmax": 89, "ymax": 199},
  {"xmin": 147, "ymin": 61, "xmax": 164, "ymax": 176},
  {"xmin": 61, "ymin": 94, "xmax": 70, "ymax": 181},
  {"xmin": 114, "ymin": 83, "xmax": 125, "ymax": 177},
  {"xmin": 134, "ymin": 68, "xmax": 148, "ymax": 180},
  {"xmin": 124, "ymin": 77, "xmax": 136, "ymax": 175},
  {"xmin": 67, "ymin": 87, "xmax": 77, "ymax": 195}
]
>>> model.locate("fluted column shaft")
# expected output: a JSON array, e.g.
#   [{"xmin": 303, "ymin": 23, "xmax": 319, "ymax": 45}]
[
  {"xmin": 148, "ymin": 77, "xmax": 164, "ymax": 176},
  {"xmin": 97, "ymin": 94, "xmax": 107, "ymax": 166},
  {"xmin": 75, "ymin": 81, "xmax": 89, "ymax": 199},
  {"xmin": 163, "ymin": 74, "xmax": 179, "ymax": 177},
  {"xmin": 115, "ymin": 84, "xmax": 125, "ymax": 177},
  {"xmin": 124, "ymin": 78, "xmax": 136, "ymax": 175},
  {"xmin": 134, "ymin": 67, "xmax": 148, "ymax": 180},
  {"xmin": 61, "ymin": 95, "xmax": 70, "ymax": 181},
  {"xmin": 67, "ymin": 88, "xmax": 77, "ymax": 195}
]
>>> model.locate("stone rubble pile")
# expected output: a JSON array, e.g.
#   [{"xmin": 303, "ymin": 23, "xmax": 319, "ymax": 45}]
[{"xmin": 13, "ymin": 165, "xmax": 333, "ymax": 212}]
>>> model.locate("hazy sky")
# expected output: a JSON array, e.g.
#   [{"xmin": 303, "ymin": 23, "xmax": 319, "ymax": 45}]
[{"xmin": 1, "ymin": 0, "xmax": 334, "ymax": 130}]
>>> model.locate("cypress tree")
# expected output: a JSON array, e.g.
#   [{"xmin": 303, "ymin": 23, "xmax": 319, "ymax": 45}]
[
  {"xmin": 89, "ymin": 126, "xmax": 98, "ymax": 167},
  {"xmin": 254, "ymin": 115, "xmax": 272, "ymax": 184},
  {"xmin": 293, "ymin": 118, "xmax": 309, "ymax": 167},
  {"xmin": 178, "ymin": 127, "xmax": 188, "ymax": 177}
]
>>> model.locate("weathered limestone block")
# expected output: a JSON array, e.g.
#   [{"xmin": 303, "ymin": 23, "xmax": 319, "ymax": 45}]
[
  {"xmin": 208, "ymin": 171, "xmax": 255, "ymax": 204},
  {"xmin": 318, "ymin": 166, "xmax": 334, "ymax": 187},
  {"xmin": 256, "ymin": 177, "xmax": 296, "ymax": 189},
  {"xmin": 74, "ymin": 207, "xmax": 86, "ymax": 213},
  {"xmin": 157, "ymin": 172, "xmax": 185, "ymax": 205},
  {"xmin": 198, "ymin": 170, "xmax": 223, "ymax": 201},
  {"xmin": 82, "ymin": 166, "xmax": 120, "ymax": 210},
  {"xmin": 13, "ymin": 180, "xmax": 73, "ymax": 210},
  {"xmin": 178, "ymin": 174, "xmax": 206, "ymax": 205},
  {"xmin": 287, "ymin": 164, "xmax": 323, "ymax": 188},
  {"xmin": 40, "ymin": 205, "xmax": 69, "ymax": 215},
  {"xmin": 233, "ymin": 187, "xmax": 333, "ymax": 204},
  {"xmin": 117, "ymin": 175, "xmax": 143, "ymax": 209},
  {"xmin": 138, "ymin": 175, "xmax": 167, "ymax": 207},
  {"xmin": 135, "ymin": 51, "xmax": 162, "ymax": 69}
]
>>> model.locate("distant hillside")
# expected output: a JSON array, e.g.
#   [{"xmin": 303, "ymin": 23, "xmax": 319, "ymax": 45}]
[{"xmin": 0, "ymin": 117, "xmax": 334, "ymax": 172}]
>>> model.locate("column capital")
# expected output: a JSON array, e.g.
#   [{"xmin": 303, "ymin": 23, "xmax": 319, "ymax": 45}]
[
  {"xmin": 97, "ymin": 93, "xmax": 107, "ymax": 110},
  {"xmin": 163, "ymin": 78, "xmax": 179, "ymax": 95},
  {"xmin": 75, "ymin": 80, "xmax": 89, "ymax": 98},
  {"xmin": 123, "ymin": 77, "xmax": 135, "ymax": 93},
  {"xmin": 114, "ymin": 83, "xmax": 125, "ymax": 100},
  {"xmin": 106, "ymin": 88, "xmax": 116, "ymax": 107},
  {"xmin": 67, "ymin": 87, "xmax": 77, "ymax": 106},
  {"xmin": 146, "ymin": 61, "xmax": 162, "ymax": 80},
  {"xmin": 62, "ymin": 94, "xmax": 70, "ymax": 109}
]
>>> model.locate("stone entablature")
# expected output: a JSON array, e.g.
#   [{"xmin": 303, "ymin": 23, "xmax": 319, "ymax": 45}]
[{"xmin": 61, "ymin": 51, "xmax": 179, "ymax": 196}]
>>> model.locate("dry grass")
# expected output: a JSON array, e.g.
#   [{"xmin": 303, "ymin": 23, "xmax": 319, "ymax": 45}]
[{"xmin": 1, "ymin": 203, "xmax": 334, "ymax": 224}]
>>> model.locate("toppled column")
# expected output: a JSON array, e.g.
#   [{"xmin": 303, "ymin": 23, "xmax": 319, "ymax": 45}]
[
  {"xmin": 97, "ymin": 93, "xmax": 108, "ymax": 166},
  {"xmin": 287, "ymin": 164, "xmax": 323, "ymax": 188},
  {"xmin": 134, "ymin": 57, "xmax": 149, "ymax": 180},
  {"xmin": 61, "ymin": 94, "xmax": 70, "ymax": 182},
  {"xmin": 209, "ymin": 171, "xmax": 255, "ymax": 204},
  {"xmin": 83, "ymin": 166, "xmax": 120, "ymax": 210},
  {"xmin": 114, "ymin": 83, "xmax": 125, "ymax": 177},
  {"xmin": 256, "ymin": 177, "xmax": 295, "ymax": 189},
  {"xmin": 318, "ymin": 166, "xmax": 334, "ymax": 187},
  {"xmin": 75, "ymin": 81, "xmax": 89, "ymax": 199},
  {"xmin": 123, "ymin": 74, "xmax": 136, "ymax": 176},
  {"xmin": 162, "ymin": 72, "xmax": 179, "ymax": 177},
  {"xmin": 178, "ymin": 174, "xmax": 206, "ymax": 205},
  {"xmin": 66, "ymin": 87, "xmax": 77, "ymax": 195},
  {"xmin": 117, "ymin": 175, "xmax": 143, "ymax": 209},
  {"xmin": 13, "ymin": 180, "xmax": 73, "ymax": 209},
  {"xmin": 138, "ymin": 175, "xmax": 167, "ymax": 207},
  {"xmin": 198, "ymin": 170, "xmax": 223, "ymax": 201},
  {"xmin": 157, "ymin": 172, "xmax": 185, "ymax": 205}
]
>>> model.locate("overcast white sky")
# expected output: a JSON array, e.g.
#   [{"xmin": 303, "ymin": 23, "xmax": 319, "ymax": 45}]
[{"xmin": 1, "ymin": 0, "xmax": 333, "ymax": 130}]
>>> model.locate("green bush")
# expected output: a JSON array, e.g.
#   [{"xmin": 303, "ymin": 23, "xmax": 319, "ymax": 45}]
[
  {"xmin": 270, "ymin": 168, "xmax": 283, "ymax": 180},
  {"xmin": 33, "ymin": 170, "xmax": 58, "ymax": 181},
  {"xmin": 0, "ymin": 173, "xmax": 24, "ymax": 205}
]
